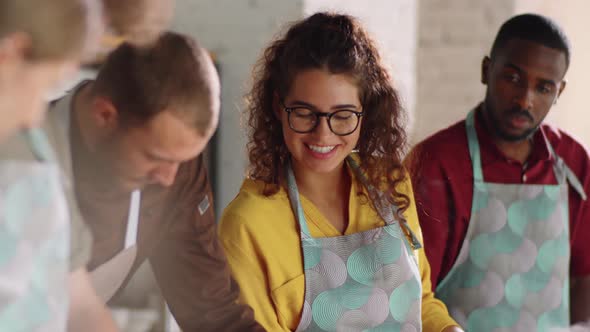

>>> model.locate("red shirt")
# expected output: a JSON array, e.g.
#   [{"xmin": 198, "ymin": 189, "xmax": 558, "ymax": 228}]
[{"xmin": 406, "ymin": 107, "xmax": 590, "ymax": 289}]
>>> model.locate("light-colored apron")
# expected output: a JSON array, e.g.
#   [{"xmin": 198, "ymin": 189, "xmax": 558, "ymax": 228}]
[
  {"xmin": 89, "ymin": 189, "xmax": 141, "ymax": 303},
  {"xmin": 435, "ymin": 110, "xmax": 587, "ymax": 332},
  {"xmin": 0, "ymin": 128, "xmax": 70, "ymax": 331},
  {"xmin": 49, "ymin": 83, "xmax": 143, "ymax": 303},
  {"xmin": 288, "ymin": 157, "xmax": 423, "ymax": 332},
  {"xmin": 46, "ymin": 88, "xmax": 94, "ymax": 272}
]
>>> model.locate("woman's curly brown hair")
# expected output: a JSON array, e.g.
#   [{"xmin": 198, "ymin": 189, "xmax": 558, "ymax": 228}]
[{"xmin": 245, "ymin": 12, "xmax": 410, "ymax": 216}]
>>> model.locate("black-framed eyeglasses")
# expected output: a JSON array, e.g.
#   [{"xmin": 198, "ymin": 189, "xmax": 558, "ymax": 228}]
[{"xmin": 282, "ymin": 103, "xmax": 364, "ymax": 136}]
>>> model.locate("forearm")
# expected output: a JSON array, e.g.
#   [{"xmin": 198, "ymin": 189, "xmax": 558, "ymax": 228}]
[
  {"xmin": 67, "ymin": 268, "xmax": 118, "ymax": 332},
  {"xmin": 150, "ymin": 235, "xmax": 264, "ymax": 331}
]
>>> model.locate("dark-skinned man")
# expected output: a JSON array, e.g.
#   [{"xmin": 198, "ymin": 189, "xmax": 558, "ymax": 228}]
[{"xmin": 407, "ymin": 13, "xmax": 590, "ymax": 331}]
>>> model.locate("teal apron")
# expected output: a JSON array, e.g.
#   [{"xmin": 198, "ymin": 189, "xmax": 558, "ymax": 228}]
[
  {"xmin": 0, "ymin": 128, "xmax": 70, "ymax": 331},
  {"xmin": 287, "ymin": 156, "xmax": 423, "ymax": 332},
  {"xmin": 435, "ymin": 110, "xmax": 587, "ymax": 332}
]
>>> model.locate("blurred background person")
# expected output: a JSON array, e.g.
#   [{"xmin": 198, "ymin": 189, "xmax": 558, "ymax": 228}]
[
  {"xmin": 47, "ymin": 32, "xmax": 263, "ymax": 332},
  {"xmin": 0, "ymin": 0, "xmax": 117, "ymax": 331},
  {"xmin": 101, "ymin": 0, "xmax": 175, "ymax": 47}
]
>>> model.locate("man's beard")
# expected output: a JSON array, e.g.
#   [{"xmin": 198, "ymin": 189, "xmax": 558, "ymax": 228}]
[{"xmin": 484, "ymin": 101, "xmax": 540, "ymax": 142}]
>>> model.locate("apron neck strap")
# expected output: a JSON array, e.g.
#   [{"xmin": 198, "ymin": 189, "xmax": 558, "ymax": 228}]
[
  {"xmin": 465, "ymin": 109, "xmax": 484, "ymax": 182},
  {"xmin": 23, "ymin": 127, "xmax": 56, "ymax": 163},
  {"xmin": 347, "ymin": 156, "xmax": 422, "ymax": 250},
  {"xmin": 548, "ymin": 143, "xmax": 588, "ymax": 201},
  {"xmin": 346, "ymin": 157, "xmax": 396, "ymax": 225},
  {"xmin": 347, "ymin": 157, "xmax": 388, "ymax": 220},
  {"xmin": 286, "ymin": 161, "xmax": 312, "ymax": 238},
  {"xmin": 286, "ymin": 157, "xmax": 384, "ymax": 239},
  {"xmin": 286, "ymin": 157, "xmax": 422, "ymax": 249},
  {"xmin": 466, "ymin": 109, "xmax": 587, "ymax": 201}
]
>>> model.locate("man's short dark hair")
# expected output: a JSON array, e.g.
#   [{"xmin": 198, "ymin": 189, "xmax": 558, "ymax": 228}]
[{"xmin": 490, "ymin": 13, "xmax": 570, "ymax": 69}]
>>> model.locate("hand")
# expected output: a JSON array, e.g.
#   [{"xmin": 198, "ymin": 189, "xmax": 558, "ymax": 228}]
[{"xmin": 67, "ymin": 268, "xmax": 119, "ymax": 332}]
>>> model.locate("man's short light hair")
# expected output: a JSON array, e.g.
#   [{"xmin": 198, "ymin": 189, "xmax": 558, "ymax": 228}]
[{"xmin": 93, "ymin": 31, "xmax": 220, "ymax": 136}]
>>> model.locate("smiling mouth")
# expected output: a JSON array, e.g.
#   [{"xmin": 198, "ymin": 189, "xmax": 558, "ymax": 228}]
[{"xmin": 306, "ymin": 144, "xmax": 336, "ymax": 154}]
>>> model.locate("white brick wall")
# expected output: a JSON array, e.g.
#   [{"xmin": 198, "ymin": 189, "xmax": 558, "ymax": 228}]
[
  {"xmin": 303, "ymin": 1, "xmax": 418, "ymax": 137},
  {"xmin": 173, "ymin": 1, "xmax": 418, "ymax": 214},
  {"xmin": 414, "ymin": 0, "xmax": 590, "ymax": 147},
  {"xmin": 171, "ymin": 0, "xmax": 589, "ymax": 213},
  {"xmin": 172, "ymin": 0, "xmax": 303, "ymax": 214},
  {"xmin": 413, "ymin": 0, "xmax": 514, "ymax": 144},
  {"xmin": 515, "ymin": 0, "xmax": 590, "ymax": 146}
]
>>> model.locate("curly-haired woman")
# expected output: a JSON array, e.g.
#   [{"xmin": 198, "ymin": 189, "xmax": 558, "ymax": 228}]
[{"xmin": 218, "ymin": 12, "xmax": 462, "ymax": 332}]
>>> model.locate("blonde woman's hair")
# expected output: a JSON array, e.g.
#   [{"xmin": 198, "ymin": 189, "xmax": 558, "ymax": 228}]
[{"xmin": 0, "ymin": 0, "xmax": 102, "ymax": 61}]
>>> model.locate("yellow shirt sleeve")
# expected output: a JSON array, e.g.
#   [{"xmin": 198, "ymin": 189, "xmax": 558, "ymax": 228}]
[
  {"xmin": 401, "ymin": 177, "xmax": 460, "ymax": 331},
  {"xmin": 219, "ymin": 212, "xmax": 290, "ymax": 331},
  {"xmin": 219, "ymin": 183, "xmax": 305, "ymax": 331}
]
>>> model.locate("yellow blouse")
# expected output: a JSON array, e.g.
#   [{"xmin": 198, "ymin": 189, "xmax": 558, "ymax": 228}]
[{"xmin": 219, "ymin": 163, "xmax": 458, "ymax": 331}]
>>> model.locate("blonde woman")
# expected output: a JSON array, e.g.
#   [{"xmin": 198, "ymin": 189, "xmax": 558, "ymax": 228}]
[{"xmin": 0, "ymin": 1, "xmax": 115, "ymax": 331}]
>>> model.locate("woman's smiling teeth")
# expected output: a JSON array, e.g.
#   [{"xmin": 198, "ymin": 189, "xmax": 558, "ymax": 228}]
[{"xmin": 307, "ymin": 144, "xmax": 336, "ymax": 154}]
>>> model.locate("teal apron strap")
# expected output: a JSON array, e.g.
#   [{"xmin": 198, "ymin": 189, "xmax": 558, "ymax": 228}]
[
  {"xmin": 465, "ymin": 110, "xmax": 484, "ymax": 182},
  {"xmin": 466, "ymin": 109, "xmax": 586, "ymax": 201},
  {"xmin": 286, "ymin": 161, "xmax": 313, "ymax": 238},
  {"xmin": 22, "ymin": 127, "xmax": 55, "ymax": 163},
  {"xmin": 346, "ymin": 156, "xmax": 422, "ymax": 250},
  {"xmin": 547, "ymin": 143, "xmax": 587, "ymax": 201}
]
